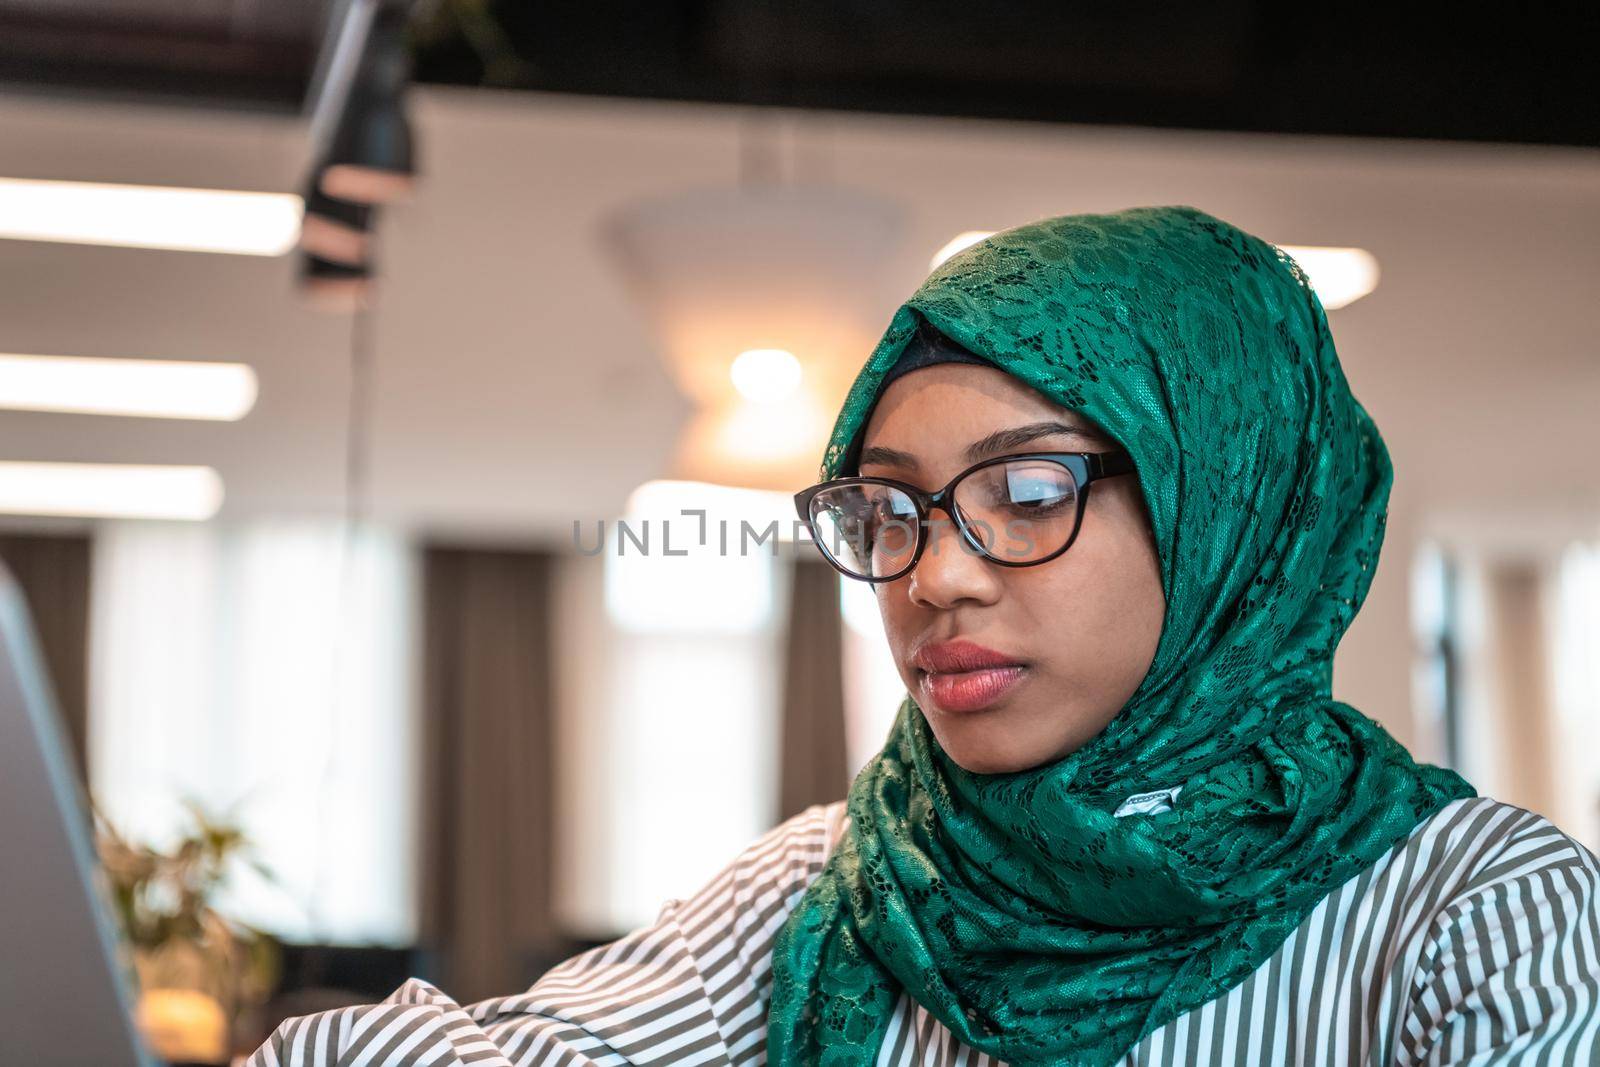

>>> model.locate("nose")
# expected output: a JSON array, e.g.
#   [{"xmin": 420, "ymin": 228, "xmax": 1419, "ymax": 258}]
[{"xmin": 904, "ymin": 510, "xmax": 1003, "ymax": 609}]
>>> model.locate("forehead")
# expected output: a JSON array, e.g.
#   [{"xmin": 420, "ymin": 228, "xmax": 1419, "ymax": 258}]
[{"xmin": 859, "ymin": 363, "xmax": 1099, "ymax": 447}]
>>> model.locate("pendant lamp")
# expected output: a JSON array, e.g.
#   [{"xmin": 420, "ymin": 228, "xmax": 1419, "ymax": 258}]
[{"xmin": 601, "ymin": 183, "xmax": 904, "ymax": 492}]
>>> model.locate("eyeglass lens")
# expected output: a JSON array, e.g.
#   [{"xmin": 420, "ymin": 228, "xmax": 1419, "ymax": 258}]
[{"xmin": 807, "ymin": 458, "xmax": 1082, "ymax": 579}]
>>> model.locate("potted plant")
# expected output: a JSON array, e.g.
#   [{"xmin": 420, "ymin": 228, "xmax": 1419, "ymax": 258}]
[{"xmin": 95, "ymin": 800, "xmax": 281, "ymax": 1066}]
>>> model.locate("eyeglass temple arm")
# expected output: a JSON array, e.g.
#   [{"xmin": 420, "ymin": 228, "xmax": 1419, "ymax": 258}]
[{"xmin": 1089, "ymin": 449, "xmax": 1136, "ymax": 478}]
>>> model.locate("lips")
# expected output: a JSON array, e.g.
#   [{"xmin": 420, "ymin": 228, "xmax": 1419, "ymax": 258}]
[
  {"xmin": 912, "ymin": 639, "xmax": 1028, "ymax": 714},
  {"xmin": 912, "ymin": 639, "xmax": 1025, "ymax": 675}
]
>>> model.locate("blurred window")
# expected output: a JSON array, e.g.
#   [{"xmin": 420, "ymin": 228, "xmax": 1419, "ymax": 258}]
[
  {"xmin": 89, "ymin": 518, "xmax": 418, "ymax": 945},
  {"xmin": 598, "ymin": 504, "xmax": 783, "ymax": 931},
  {"xmin": 839, "ymin": 575, "xmax": 907, "ymax": 778},
  {"xmin": 1552, "ymin": 543, "xmax": 1600, "ymax": 853}
]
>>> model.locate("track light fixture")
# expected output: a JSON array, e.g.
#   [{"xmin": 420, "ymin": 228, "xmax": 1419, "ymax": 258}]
[
  {"xmin": 318, "ymin": 1, "xmax": 416, "ymax": 205},
  {"xmin": 298, "ymin": 183, "xmax": 375, "ymax": 266},
  {"xmin": 298, "ymin": 250, "xmax": 373, "ymax": 312}
]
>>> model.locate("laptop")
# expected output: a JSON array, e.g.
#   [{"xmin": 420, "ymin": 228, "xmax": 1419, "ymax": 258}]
[{"xmin": 0, "ymin": 559, "xmax": 157, "ymax": 1066}]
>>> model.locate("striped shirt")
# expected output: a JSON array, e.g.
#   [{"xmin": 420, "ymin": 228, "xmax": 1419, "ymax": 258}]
[{"xmin": 245, "ymin": 795, "xmax": 1600, "ymax": 1066}]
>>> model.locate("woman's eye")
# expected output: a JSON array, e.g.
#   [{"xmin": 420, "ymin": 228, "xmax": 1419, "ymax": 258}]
[
  {"xmin": 998, "ymin": 470, "xmax": 1073, "ymax": 513},
  {"xmin": 1007, "ymin": 493, "xmax": 1069, "ymax": 514}
]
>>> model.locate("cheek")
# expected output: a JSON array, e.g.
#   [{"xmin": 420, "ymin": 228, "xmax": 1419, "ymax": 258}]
[
  {"xmin": 1020, "ymin": 516, "xmax": 1165, "ymax": 688},
  {"xmin": 867, "ymin": 496, "xmax": 1166, "ymax": 701}
]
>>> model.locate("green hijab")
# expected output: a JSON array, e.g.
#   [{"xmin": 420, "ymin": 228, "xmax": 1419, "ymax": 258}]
[{"xmin": 765, "ymin": 205, "xmax": 1476, "ymax": 1067}]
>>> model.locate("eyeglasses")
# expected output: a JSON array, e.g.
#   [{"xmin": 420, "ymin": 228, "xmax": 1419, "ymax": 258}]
[{"xmin": 794, "ymin": 450, "xmax": 1135, "ymax": 582}]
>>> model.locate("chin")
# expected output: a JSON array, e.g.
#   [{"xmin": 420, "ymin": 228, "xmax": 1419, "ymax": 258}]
[
  {"xmin": 929, "ymin": 703, "xmax": 1093, "ymax": 776},
  {"xmin": 930, "ymin": 716, "xmax": 1053, "ymax": 775},
  {"xmin": 949, "ymin": 744, "xmax": 1063, "ymax": 774},
  {"xmin": 945, "ymin": 750, "xmax": 1034, "ymax": 775}
]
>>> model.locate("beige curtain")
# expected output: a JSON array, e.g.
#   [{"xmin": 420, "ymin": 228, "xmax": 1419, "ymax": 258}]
[
  {"xmin": 1477, "ymin": 560, "xmax": 1559, "ymax": 819},
  {"xmin": 419, "ymin": 545, "xmax": 559, "ymax": 1003},
  {"xmin": 0, "ymin": 532, "xmax": 91, "ymax": 779},
  {"xmin": 778, "ymin": 557, "xmax": 850, "ymax": 821}
]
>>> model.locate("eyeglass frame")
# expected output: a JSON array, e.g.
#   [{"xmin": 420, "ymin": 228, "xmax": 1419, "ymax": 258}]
[{"xmin": 793, "ymin": 449, "xmax": 1137, "ymax": 583}]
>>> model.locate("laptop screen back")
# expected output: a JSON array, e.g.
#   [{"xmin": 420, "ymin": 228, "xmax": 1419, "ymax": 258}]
[{"xmin": 0, "ymin": 561, "xmax": 153, "ymax": 1066}]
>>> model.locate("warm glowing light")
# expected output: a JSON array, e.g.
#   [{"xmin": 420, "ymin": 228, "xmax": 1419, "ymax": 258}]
[
  {"xmin": 929, "ymin": 230, "xmax": 995, "ymax": 271},
  {"xmin": 0, "ymin": 462, "xmax": 223, "ymax": 520},
  {"xmin": 711, "ymin": 397, "xmax": 828, "ymax": 467},
  {"xmin": 0, "ymin": 177, "xmax": 302, "ymax": 255},
  {"xmin": 600, "ymin": 185, "xmax": 903, "ymax": 489},
  {"xmin": 0, "ymin": 353, "xmax": 257, "ymax": 420},
  {"xmin": 1273, "ymin": 245, "xmax": 1381, "ymax": 310},
  {"xmin": 729, "ymin": 347, "xmax": 803, "ymax": 403}
]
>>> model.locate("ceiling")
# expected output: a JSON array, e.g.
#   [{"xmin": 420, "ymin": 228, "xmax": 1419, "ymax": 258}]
[
  {"xmin": 2, "ymin": 2, "xmax": 1595, "ymax": 148},
  {"xmin": 0, "ymin": 0, "xmax": 331, "ymax": 110},
  {"xmin": 412, "ymin": 2, "xmax": 1600, "ymax": 148},
  {"xmin": 0, "ymin": 87, "xmax": 1595, "ymax": 548}
]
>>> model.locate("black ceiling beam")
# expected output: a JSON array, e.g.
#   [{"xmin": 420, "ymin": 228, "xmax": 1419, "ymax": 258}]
[{"xmin": 409, "ymin": 1, "xmax": 1600, "ymax": 149}]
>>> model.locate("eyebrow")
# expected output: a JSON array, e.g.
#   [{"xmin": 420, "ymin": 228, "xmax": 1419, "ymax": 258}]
[{"xmin": 858, "ymin": 420, "xmax": 1097, "ymax": 472}]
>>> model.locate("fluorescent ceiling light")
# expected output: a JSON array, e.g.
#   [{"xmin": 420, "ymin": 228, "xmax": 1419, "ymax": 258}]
[
  {"xmin": 0, "ymin": 353, "xmax": 258, "ymax": 420},
  {"xmin": 0, "ymin": 177, "xmax": 302, "ymax": 256},
  {"xmin": 0, "ymin": 462, "xmax": 223, "ymax": 520},
  {"xmin": 1273, "ymin": 245, "xmax": 1381, "ymax": 310},
  {"xmin": 930, "ymin": 230, "xmax": 1380, "ymax": 308}
]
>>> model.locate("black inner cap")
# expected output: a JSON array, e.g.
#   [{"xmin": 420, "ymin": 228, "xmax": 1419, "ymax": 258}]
[{"xmin": 837, "ymin": 318, "xmax": 993, "ymax": 476}]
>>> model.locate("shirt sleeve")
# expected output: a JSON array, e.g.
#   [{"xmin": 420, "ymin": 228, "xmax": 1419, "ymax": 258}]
[
  {"xmin": 1398, "ymin": 815, "xmax": 1600, "ymax": 1066},
  {"xmin": 242, "ymin": 801, "xmax": 845, "ymax": 1067}
]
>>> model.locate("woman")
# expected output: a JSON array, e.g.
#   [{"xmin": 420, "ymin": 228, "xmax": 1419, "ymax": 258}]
[{"xmin": 247, "ymin": 206, "xmax": 1600, "ymax": 1066}]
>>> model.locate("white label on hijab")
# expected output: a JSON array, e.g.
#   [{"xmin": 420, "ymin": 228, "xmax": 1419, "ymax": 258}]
[{"xmin": 1113, "ymin": 784, "xmax": 1184, "ymax": 818}]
